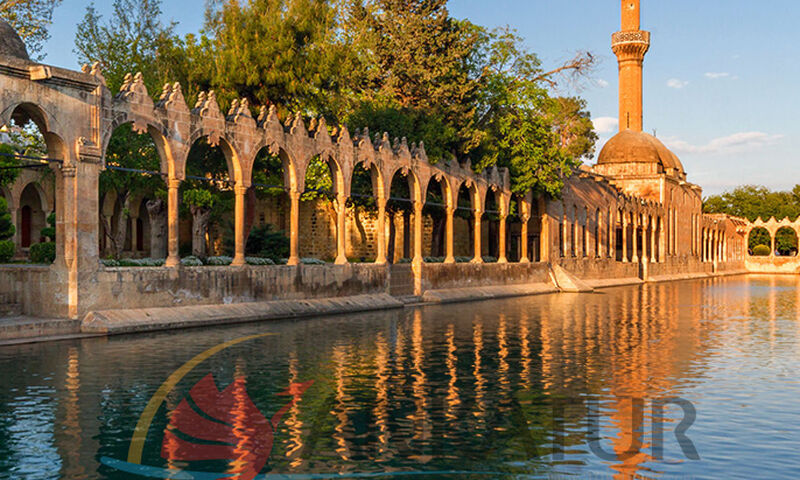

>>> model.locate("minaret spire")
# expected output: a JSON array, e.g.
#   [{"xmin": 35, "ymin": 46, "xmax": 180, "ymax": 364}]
[{"xmin": 613, "ymin": 0, "xmax": 650, "ymax": 132}]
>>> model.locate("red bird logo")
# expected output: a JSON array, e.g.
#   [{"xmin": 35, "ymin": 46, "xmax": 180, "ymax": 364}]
[{"xmin": 161, "ymin": 374, "xmax": 313, "ymax": 480}]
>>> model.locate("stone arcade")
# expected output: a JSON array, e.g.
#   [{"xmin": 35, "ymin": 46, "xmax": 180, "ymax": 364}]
[{"xmin": 0, "ymin": 1, "xmax": 760, "ymax": 330}]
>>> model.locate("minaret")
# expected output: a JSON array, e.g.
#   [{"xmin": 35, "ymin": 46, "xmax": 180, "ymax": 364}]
[{"xmin": 613, "ymin": 0, "xmax": 650, "ymax": 132}]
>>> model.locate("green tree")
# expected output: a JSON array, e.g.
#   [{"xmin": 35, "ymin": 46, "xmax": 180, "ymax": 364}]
[
  {"xmin": 202, "ymin": 0, "xmax": 361, "ymax": 118},
  {"xmin": 0, "ymin": 144, "xmax": 21, "ymax": 188},
  {"xmin": 0, "ymin": 0, "xmax": 63, "ymax": 59},
  {"xmin": 346, "ymin": 0, "xmax": 482, "ymax": 161},
  {"xmin": 75, "ymin": 0, "xmax": 176, "ymax": 258},
  {"xmin": 0, "ymin": 197, "xmax": 14, "ymax": 241},
  {"xmin": 471, "ymin": 28, "xmax": 587, "ymax": 196},
  {"xmin": 74, "ymin": 0, "xmax": 176, "ymax": 93},
  {"xmin": 545, "ymin": 96, "xmax": 598, "ymax": 161},
  {"xmin": 703, "ymin": 185, "xmax": 800, "ymax": 222},
  {"xmin": 0, "ymin": 197, "xmax": 15, "ymax": 263}
]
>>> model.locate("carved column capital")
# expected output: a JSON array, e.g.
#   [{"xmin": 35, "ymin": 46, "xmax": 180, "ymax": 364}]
[{"xmin": 60, "ymin": 165, "xmax": 77, "ymax": 178}]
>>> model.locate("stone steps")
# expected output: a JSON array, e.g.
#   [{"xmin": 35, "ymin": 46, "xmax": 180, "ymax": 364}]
[
  {"xmin": 0, "ymin": 316, "xmax": 80, "ymax": 341},
  {"xmin": 82, "ymin": 293, "xmax": 405, "ymax": 336},
  {"xmin": 421, "ymin": 282, "xmax": 559, "ymax": 304}
]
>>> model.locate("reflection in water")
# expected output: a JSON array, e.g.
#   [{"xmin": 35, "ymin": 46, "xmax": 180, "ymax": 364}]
[
  {"xmin": 60, "ymin": 347, "xmax": 84, "ymax": 479},
  {"xmin": 2, "ymin": 276, "xmax": 800, "ymax": 479}
]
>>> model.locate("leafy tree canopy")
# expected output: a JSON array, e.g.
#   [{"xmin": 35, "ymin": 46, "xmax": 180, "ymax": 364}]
[
  {"xmin": 703, "ymin": 185, "xmax": 800, "ymax": 222},
  {"xmin": 75, "ymin": 0, "xmax": 599, "ymax": 200},
  {"xmin": 0, "ymin": 0, "xmax": 62, "ymax": 59}
]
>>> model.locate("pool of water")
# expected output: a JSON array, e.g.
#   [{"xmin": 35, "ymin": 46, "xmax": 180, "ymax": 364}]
[{"xmin": 1, "ymin": 275, "xmax": 799, "ymax": 479}]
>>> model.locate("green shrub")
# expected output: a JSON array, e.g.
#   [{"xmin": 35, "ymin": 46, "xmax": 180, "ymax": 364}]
[
  {"xmin": 107, "ymin": 258, "xmax": 166, "ymax": 267},
  {"xmin": 752, "ymin": 244, "xmax": 771, "ymax": 256},
  {"xmin": 300, "ymin": 257, "xmax": 326, "ymax": 265},
  {"xmin": 246, "ymin": 224, "xmax": 289, "ymax": 261},
  {"xmin": 206, "ymin": 256, "xmax": 233, "ymax": 266},
  {"xmin": 0, "ymin": 197, "xmax": 14, "ymax": 241},
  {"xmin": 246, "ymin": 256, "xmax": 275, "ymax": 266},
  {"xmin": 30, "ymin": 242, "xmax": 55, "ymax": 264},
  {"xmin": 181, "ymin": 256, "xmax": 203, "ymax": 266},
  {"xmin": 0, "ymin": 239, "xmax": 14, "ymax": 263},
  {"xmin": 40, "ymin": 212, "xmax": 56, "ymax": 241}
]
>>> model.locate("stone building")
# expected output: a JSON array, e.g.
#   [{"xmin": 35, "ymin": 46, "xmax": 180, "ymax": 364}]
[{"xmin": 0, "ymin": 1, "xmax": 756, "ymax": 323}]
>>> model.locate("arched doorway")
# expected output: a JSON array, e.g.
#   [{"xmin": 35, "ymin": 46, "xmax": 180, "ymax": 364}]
[
  {"xmin": 747, "ymin": 227, "xmax": 771, "ymax": 256},
  {"xmin": 348, "ymin": 161, "xmax": 381, "ymax": 263},
  {"xmin": 18, "ymin": 183, "xmax": 45, "ymax": 249},
  {"xmin": 775, "ymin": 227, "xmax": 798, "ymax": 257}
]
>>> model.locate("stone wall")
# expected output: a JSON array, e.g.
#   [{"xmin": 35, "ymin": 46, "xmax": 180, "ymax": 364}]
[
  {"xmin": 745, "ymin": 256, "xmax": 800, "ymax": 274},
  {"xmin": 81, "ymin": 263, "xmax": 390, "ymax": 312},
  {"xmin": 557, "ymin": 257, "xmax": 640, "ymax": 281},
  {"xmin": 420, "ymin": 263, "xmax": 552, "ymax": 291},
  {"xmin": 0, "ymin": 265, "xmax": 55, "ymax": 316},
  {"xmin": 648, "ymin": 257, "xmax": 712, "ymax": 277}
]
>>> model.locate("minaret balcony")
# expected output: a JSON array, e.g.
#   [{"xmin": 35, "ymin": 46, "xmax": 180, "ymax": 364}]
[{"xmin": 612, "ymin": 30, "xmax": 651, "ymax": 59}]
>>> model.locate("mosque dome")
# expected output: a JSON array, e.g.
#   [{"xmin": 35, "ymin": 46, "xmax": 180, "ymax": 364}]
[
  {"xmin": 0, "ymin": 19, "xmax": 30, "ymax": 61},
  {"xmin": 597, "ymin": 129, "xmax": 684, "ymax": 175}
]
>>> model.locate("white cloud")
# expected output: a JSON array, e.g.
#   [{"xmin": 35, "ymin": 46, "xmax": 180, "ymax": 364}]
[
  {"xmin": 705, "ymin": 72, "xmax": 731, "ymax": 79},
  {"xmin": 666, "ymin": 78, "xmax": 689, "ymax": 89},
  {"xmin": 664, "ymin": 132, "xmax": 784, "ymax": 155},
  {"xmin": 592, "ymin": 117, "xmax": 618, "ymax": 135},
  {"xmin": 595, "ymin": 79, "xmax": 609, "ymax": 88}
]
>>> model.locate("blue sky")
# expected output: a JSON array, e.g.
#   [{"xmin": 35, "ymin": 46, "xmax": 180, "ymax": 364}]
[{"xmin": 39, "ymin": 0, "xmax": 799, "ymax": 196}]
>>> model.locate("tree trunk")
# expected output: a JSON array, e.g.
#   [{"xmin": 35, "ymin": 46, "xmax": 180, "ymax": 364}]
[
  {"xmin": 430, "ymin": 215, "xmax": 445, "ymax": 257},
  {"xmin": 190, "ymin": 205, "xmax": 212, "ymax": 258},
  {"xmin": 146, "ymin": 199, "xmax": 167, "ymax": 259},
  {"xmin": 387, "ymin": 211, "xmax": 396, "ymax": 263},
  {"xmin": 245, "ymin": 187, "xmax": 256, "ymax": 244},
  {"xmin": 99, "ymin": 212, "xmax": 114, "ymax": 257},
  {"xmin": 112, "ymin": 192, "xmax": 130, "ymax": 259}
]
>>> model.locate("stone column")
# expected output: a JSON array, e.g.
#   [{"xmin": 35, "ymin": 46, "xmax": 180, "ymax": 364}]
[
  {"xmin": 641, "ymin": 217, "xmax": 649, "ymax": 264},
  {"xmin": 287, "ymin": 190, "xmax": 300, "ymax": 266},
  {"xmin": 722, "ymin": 234, "xmax": 727, "ymax": 262},
  {"xmin": 701, "ymin": 229, "xmax": 705, "ymax": 262},
  {"xmin": 597, "ymin": 213, "xmax": 604, "ymax": 258},
  {"xmin": 412, "ymin": 200, "xmax": 423, "ymax": 264},
  {"xmin": 497, "ymin": 213, "xmax": 508, "ymax": 263},
  {"xmin": 411, "ymin": 199, "xmax": 424, "ymax": 297},
  {"xmin": 770, "ymin": 232, "xmax": 776, "ymax": 258},
  {"xmin": 631, "ymin": 215, "xmax": 639, "ymax": 263},
  {"xmin": 54, "ymin": 145, "xmax": 102, "ymax": 319},
  {"xmin": 472, "ymin": 209, "xmax": 483, "ymax": 263},
  {"xmin": 519, "ymin": 214, "xmax": 530, "ymax": 263},
  {"xmin": 608, "ymin": 210, "xmax": 615, "ymax": 258},
  {"xmin": 650, "ymin": 219, "xmax": 656, "ymax": 263},
  {"xmin": 165, "ymin": 177, "xmax": 181, "ymax": 267},
  {"xmin": 232, "ymin": 184, "xmax": 248, "ymax": 266},
  {"xmin": 334, "ymin": 193, "xmax": 348, "ymax": 265},
  {"xmin": 538, "ymin": 197, "xmax": 550, "ymax": 262},
  {"xmin": 444, "ymin": 206, "xmax": 455, "ymax": 264},
  {"xmin": 621, "ymin": 215, "xmax": 628, "ymax": 262},
  {"xmin": 375, "ymin": 195, "xmax": 387, "ymax": 265}
]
